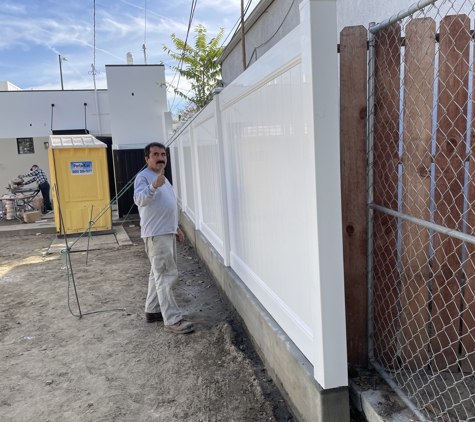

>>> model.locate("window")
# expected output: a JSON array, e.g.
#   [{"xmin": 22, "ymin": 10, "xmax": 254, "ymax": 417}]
[{"xmin": 17, "ymin": 138, "xmax": 35, "ymax": 154}]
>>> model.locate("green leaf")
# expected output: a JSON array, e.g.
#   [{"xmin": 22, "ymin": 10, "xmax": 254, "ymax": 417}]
[{"xmin": 162, "ymin": 24, "xmax": 225, "ymax": 111}]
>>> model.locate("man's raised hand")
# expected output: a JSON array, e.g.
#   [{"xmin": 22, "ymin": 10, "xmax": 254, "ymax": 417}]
[{"xmin": 152, "ymin": 168, "xmax": 166, "ymax": 189}]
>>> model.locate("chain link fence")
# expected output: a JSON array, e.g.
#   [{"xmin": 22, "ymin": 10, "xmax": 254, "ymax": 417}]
[{"xmin": 368, "ymin": 0, "xmax": 475, "ymax": 420}]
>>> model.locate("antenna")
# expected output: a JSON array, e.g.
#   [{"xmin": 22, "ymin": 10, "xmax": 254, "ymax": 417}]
[
  {"xmin": 143, "ymin": 0, "xmax": 148, "ymax": 64},
  {"xmin": 142, "ymin": 44, "xmax": 147, "ymax": 64}
]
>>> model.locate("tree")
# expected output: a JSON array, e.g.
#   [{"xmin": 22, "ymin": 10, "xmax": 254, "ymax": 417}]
[{"xmin": 163, "ymin": 24, "xmax": 225, "ymax": 111}]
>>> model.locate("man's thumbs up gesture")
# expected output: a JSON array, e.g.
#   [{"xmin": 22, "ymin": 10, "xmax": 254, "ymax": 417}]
[{"xmin": 152, "ymin": 168, "xmax": 166, "ymax": 189}]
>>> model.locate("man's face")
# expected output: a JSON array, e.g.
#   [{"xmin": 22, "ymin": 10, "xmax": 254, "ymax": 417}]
[{"xmin": 146, "ymin": 146, "xmax": 167, "ymax": 173}]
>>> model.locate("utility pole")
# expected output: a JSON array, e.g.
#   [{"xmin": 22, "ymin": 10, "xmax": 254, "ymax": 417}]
[{"xmin": 241, "ymin": 0, "xmax": 246, "ymax": 71}]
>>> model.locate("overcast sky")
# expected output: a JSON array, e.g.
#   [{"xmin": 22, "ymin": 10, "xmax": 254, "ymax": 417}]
[{"xmin": 0, "ymin": 0, "xmax": 253, "ymax": 112}]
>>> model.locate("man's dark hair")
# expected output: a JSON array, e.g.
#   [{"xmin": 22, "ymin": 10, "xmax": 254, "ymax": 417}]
[{"xmin": 144, "ymin": 142, "xmax": 166, "ymax": 158}]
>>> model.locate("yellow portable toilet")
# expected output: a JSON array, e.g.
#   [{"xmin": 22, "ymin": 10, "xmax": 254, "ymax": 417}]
[{"xmin": 48, "ymin": 135, "xmax": 112, "ymax": 235}]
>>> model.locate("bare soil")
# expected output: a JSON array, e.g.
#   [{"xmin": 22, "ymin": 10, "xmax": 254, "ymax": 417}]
[{"xmin": 0, "ymin": 226, "xmax": 294, "ymax": 421}]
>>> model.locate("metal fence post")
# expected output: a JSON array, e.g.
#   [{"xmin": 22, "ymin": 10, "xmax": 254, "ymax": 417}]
[{"xmin": 367, "ymin": 21, "xmax": 376, "ymax": 366}]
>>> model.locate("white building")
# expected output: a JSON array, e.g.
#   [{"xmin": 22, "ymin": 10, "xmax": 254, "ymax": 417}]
[
  {"xmin": 0, "ymin": 81, "xmax": 21, "ymax": 91},
  {"xmin": 0, "ymin": 65, "xmax": 171, "ymax": 216}
]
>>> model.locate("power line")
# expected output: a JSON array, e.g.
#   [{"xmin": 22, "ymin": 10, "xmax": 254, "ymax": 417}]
[
  {"xmin": 89, "ymin": 0, "xmax": 100, "ymax": 79},
  {"xmin": 93, "ymin": 0, "xmax": 97, "ymax": 67},
  {"xmin": 143, "ymin": 0, "xmax": 148, "ymax": 64},
  {"xmin": 169, "ymin": 0, "xmax": 252, "ymax": 113},
  {"xmin": 144, "ymin": 0, "xmax": 147, "ymax": 45},
  {"xmin": 169, "ymin": 0, "xmax": 197, "ymax": 110}
]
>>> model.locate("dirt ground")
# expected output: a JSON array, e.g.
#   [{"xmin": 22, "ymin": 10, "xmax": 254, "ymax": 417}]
[{"xmin": 0, "ymin": 226, "xmax": 295, "ymax": 422}]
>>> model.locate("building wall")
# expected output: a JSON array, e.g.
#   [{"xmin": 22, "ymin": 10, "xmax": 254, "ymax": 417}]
[
  {"xmin": 0, "ymin": 65, "xmax": 169, "ymax": 206},
  {"xmin": 221, "ymin": 0, "xmax": 301, "ymax": 85},
  {"xmin": 0, "ymin": 90, "xmax": 110, "ymax": 139},
  {"xmin": 0, "ymin": 81, "xmax": 21, "ymax": 91},
  {"xmin": 0, "ymin": 90, "xmax": 111, "ymax": 195},
  {"xmin": 105, "ymin": 65, "xmax": 168, "ymax": 150},
  {"xmin": 221, "ymin": 0, "xmax": 472, "ymax": 84},
  {"xmin": 1, "ymin": 136, "xmax": 50, "ymax": 196}
]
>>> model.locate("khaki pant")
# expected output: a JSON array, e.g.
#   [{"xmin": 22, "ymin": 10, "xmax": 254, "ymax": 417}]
[{"xmin": 144, "ymin": 234, "xmax": 182, "ymax": 325}]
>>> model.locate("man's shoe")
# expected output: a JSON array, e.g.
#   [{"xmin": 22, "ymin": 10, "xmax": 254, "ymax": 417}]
[
  {"xmin": 164, "ymin": 319, "xmax": 195, "ymax": 334},
  {"xmin": 145, "ymin": 312, "xmax": 163, "ymax": 323}
]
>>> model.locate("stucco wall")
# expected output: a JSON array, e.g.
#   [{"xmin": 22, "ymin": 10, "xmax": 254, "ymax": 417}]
[
  {"xmin": 0, "ymin": 89, "xmax": 112, "ymax": 195},
  {"xmin": 221, "ymin": 0, "xmax": 471, "ymax": 84},
  {"xmin": 0, "ymin": 81, "xmax": 21, "ymax": 91},
  {"xmin": 221, "ymin": 0, "xmax": 300, "ymax": 85},
  {"xmin": 0, "ymin": 137, "xmax": 50, "ymax": 198},
  {"xmin": 0, "ymin": 65, "xmax": 169, "ymax": 200},
  {"xmin": 0, "ymin": 90, "xmax": 110, "ymax": 139},
  {"xmin": 105, "ymin": 65, "xmax": 168, "ymax": 149}
]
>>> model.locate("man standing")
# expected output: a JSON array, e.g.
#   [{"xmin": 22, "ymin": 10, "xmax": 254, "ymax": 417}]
[
  {"xmin": 133, "ymin": 142, "xmax": 194, "ymax": 334},
  {"xmin": 19, "ymin": 165, "xmax": 53, "ymax": 213}
]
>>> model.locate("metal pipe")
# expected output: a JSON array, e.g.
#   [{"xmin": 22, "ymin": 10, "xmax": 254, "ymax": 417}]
[
  {"xmin": 142, "ymin": 44, "xmax": 147, "ymax": 65},
  {"xmin": 369, "ymin": 0, "xmax": 438, "ymax": 34},
  {"xmin": 366, "ymin": 22, "xmax": 376, "ymax": 364},
  {"xmin": 58, "ymin": 55, "xmax": 68, "ymax": 90},
  {"xmin": 91, "ymin": 64, "xmax": 102, "ymax": 135},
  {"xmin": 59, "ymin": 55, "xmax": 64, "ymax": 90},
  {"xmin": 371, "ymin": 203, "xmax": 475, "ymax": 245},
  {"xmin": 370, "ymin": 360, "xmax": 430, "ymax": 422}
]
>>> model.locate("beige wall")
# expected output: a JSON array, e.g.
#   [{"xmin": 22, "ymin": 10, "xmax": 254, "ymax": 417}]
[{"xmin": 1, "ymin": 137, "xmax": 50, "ymax": 197}]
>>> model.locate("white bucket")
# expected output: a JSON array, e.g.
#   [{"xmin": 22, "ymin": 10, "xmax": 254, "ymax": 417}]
[{"xmin": 6, "ymin": 199, "xmax": 14, "ymax": 220}]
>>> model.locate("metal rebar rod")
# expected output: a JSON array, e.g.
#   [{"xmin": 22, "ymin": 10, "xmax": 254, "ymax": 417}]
[
  {"xmin": 55, "ymin": 183, "xmax": 83, "ymax": 318},
  {"xmin": 369, "ymin": 0, "xmax": 438, "ymax": 34},
  {"xmin": 86, "ymin": 205, "xmax": 94, "ymax": 266},
  {"xmin": 366, "ymin": 22, "xmax": 376, "ymax": 364},
  {"xmin": 371, "ymin": 203, "xmax": 475, "ymax": 245},
  {"xmin": 370, "ymin": 360, "xmax": 430, "ymax": 422}
]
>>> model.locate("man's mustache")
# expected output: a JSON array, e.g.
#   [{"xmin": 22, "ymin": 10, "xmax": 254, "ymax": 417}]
[{"xmin": 156, "ymin": 161, "xmax": 166, "ymax": 164}]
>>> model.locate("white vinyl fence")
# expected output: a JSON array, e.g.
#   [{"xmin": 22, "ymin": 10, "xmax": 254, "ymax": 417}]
[{"xmin": 167, "ymin": 0, "xmax": 347, "ymax": 391}]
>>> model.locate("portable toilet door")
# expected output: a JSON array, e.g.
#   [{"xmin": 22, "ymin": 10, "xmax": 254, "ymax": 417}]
[{"xmin": 48, "ymin": 135, "xmax": 112, "ymax": 235}]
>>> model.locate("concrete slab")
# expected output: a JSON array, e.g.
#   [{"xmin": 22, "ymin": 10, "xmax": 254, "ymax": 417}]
[
  {"xmin": 349, "ymin": 372, "xmax": 415, "ymax": 422},
  {"xmin": 47, "ymin": 226, "xmax": 132, "ymax": 254},
  {"xmin": 0, "ymin": 217, "xmax": 56, "ymax": 236}
]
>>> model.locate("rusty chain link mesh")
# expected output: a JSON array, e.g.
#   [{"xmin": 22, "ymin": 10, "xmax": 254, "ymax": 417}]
[{"xmin": 368, "ymin": 1, "xmax": 475, "ymax": 420}]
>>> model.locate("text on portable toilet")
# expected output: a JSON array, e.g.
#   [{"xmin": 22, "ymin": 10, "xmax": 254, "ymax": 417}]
[{"xmin": 70, "ymin": 162, "xmax": 93, "ymax": 175}]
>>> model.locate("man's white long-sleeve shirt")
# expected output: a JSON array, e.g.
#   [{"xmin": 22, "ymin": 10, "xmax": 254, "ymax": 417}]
[{"xmin": 133, "ymin": 168, "xmax": 178, "ymax": 238}]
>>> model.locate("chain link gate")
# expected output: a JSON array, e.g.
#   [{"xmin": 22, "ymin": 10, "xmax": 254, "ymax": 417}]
[{"xmin": 367, "ymin": 0, "xmax": 475, "ymax": 420}]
